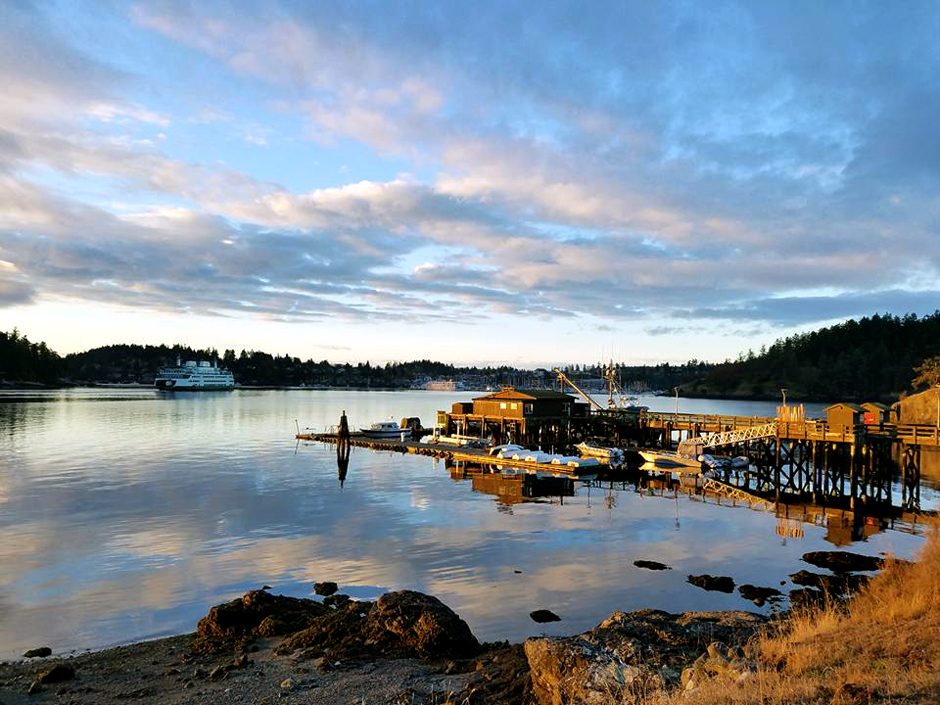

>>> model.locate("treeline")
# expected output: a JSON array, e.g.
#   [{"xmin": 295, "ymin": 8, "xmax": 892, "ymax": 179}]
[
  {"xmin": 680, "ymin": 312, "xmax": 940, "ymax": 402},
  {"xmin": 0, "ymin": 329, "xmax": 62, "ymax": 385},
  {"xmin": 3, "ymin": 311, "xmax": 938, "ymax": 400}
]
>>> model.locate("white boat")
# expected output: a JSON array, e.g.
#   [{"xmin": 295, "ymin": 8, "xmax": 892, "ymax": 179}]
[
  {"xmin": 637, "ymin": 449, "xmax": 702, "ymax": 471},
  {"xmin": 360, "ymin": 421, "xmax": 405, "ymax": 439},
  {"xmin": 575, "ymin": 441, "xmax": 625, "ymax": 465},
  {"xmin": 154, "ymin": 357, "xmax": 234, "ymax": 390}
]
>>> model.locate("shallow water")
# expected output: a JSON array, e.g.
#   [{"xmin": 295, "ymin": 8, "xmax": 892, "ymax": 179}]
[{"xmin": 0, "ymin": 388, "xmax": 932, "ymax": 659}]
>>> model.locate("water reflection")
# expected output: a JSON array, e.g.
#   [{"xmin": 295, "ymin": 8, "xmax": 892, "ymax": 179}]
[{"xmin": 0, "ymin": 389, "xmax": 933, "ymax": 660}]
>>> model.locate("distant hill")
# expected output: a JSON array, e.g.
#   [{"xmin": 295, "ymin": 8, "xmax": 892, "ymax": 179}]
[
  {"xmin": 680, "ymin": 312, "xmax": 940, "ymax": 402},
  {"xmin": 3, "ymin": 311, "xmax": 938, "ymax": 399}
]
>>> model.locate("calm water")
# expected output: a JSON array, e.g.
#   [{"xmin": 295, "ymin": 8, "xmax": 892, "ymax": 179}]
[{"xmin": 0, "ymin": 389, "xmax": 932, "ymax": 659}]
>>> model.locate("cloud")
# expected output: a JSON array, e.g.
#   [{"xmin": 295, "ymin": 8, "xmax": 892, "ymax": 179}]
[{"xmin": 1, "ymin": 0, "xmax": 938, "ymax": 352}]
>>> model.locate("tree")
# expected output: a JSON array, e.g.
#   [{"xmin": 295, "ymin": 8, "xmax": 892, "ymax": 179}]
[{"xmin": 912, "ymin": 355, "xmax": 940, "ymax": 390}]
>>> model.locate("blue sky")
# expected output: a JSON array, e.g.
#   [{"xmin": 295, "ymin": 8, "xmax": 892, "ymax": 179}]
[{"xmin": 1, "ymin": 1, "xmax": 938, "ymax": 366}]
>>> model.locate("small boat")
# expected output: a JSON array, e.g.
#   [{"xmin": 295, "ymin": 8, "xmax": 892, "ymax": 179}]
[
  {"xmin": 360, "ymin": 421, "xmax": 405, "ymax": 439},
  {"xmin": 637, "ymin": 449, "xmax": 702, "ymax": 471},
  {"xmin": 575, "ymin": 441, "xmax": 625, "ymax": 465},
  {"xmin": 489, "ymin": 443, "xmax": 525, "ymax": 457}
]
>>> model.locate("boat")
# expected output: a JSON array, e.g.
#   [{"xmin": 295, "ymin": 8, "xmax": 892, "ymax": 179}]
[
  {"xmin": 637, "ymin": 449, "xmax": 702, "ymax": 471},
  {"xmin": 154, "ymin": 357, "xmax": 235, "ymax": 390},
  {"xmin": 360, "ymin": 421, "xmax": 405, "ymax": 439},
  {"xmin": 575, "ymin": 441, "xmax": 625, "ymax": 466}
]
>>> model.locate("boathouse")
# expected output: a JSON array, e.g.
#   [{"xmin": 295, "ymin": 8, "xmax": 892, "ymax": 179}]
[
  {"xmin": 861, "ymin": 402, "xmax": 890, "ymax": 425},
  {"xmin": 442, "ymin": 388, "xmax": 587, "ymax": 447},
  {"xmin": 823, "ymin": 402, "xmax": 864, "ymax": 429}
]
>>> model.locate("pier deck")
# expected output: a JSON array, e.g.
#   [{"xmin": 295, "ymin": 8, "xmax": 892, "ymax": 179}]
[{"xmin": 296, "ymin": 432, "xmax": 603, "ymax": 477}]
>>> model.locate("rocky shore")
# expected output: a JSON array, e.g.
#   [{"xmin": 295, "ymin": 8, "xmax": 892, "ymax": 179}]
[{"xmin": 0, "ymin": 549, "xmax": 914, "ymax": 705}]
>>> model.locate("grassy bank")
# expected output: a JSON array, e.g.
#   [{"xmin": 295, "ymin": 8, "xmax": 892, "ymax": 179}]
[{"xmin": 663, "ymin": 525, "xmax": 940, "ymax": 705}]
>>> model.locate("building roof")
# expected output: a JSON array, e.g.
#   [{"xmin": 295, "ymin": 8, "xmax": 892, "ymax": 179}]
[
  {"xmin": 823, "ymin": 402, "xmax": 865, "ymax": 412},
  {"xmin": 861, "ymin": 402, "xmax": 890, "ymax": 411},
  {"xmin": 472, "ymin": 388, "xmax": 575, "ymax": 402}
]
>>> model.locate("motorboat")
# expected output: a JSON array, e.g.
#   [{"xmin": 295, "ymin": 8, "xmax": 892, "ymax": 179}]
[
  {"xmin": 575, "ymin": 441, "xmax": 625, "ymax": 465},
  {"xmin": 360, "ymin": 421, "xmax": 405, "ymax": 439},
  {"xmin": 637, "ymin": 449, "xmax": 702, "ymax": 471}
]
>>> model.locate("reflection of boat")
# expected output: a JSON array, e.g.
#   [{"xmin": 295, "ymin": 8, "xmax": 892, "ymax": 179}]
[
  {"xmin": 700, "ymin": 454, "xmax": 750, "ymax": 470},
  {"xmin": 360, "ymin": 421, "xmax": 404, "ymax": 439},
  {"xmin": 154, "ymin": 357, "xmax": 235, "ymax": 390},
  {"xmin": 637, "ymin": 449, "xmax": 702, "ymax": 471}
]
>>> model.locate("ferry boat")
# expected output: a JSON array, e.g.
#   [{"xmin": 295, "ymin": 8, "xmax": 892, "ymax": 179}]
[{"xmin": 154, "ymin": 357, "xmax": 235, "ymax": 391}]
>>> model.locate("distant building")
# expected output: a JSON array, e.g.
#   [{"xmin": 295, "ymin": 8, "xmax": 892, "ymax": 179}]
[
  {"xmin": 823, "ymin": 403, "xmax": 864, "ymax": 429},
  {"xmin": 426, "ymin": 379, "xmax": 456, "ymax": 391}
]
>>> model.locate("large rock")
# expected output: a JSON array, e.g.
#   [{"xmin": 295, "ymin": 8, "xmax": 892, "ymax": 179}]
[
  {"xmin": 278, "ymin": 590, "xmax": 480, "ymax": 661},
  {"xmin": 363, "ymin": 590, "xmax": 480, "ymax": 659},
  {"xmin": 525, "ymin": 636, "xmax": 657, "ymax": 705},
  {"xmin": 801, "ymin": 551, "xmax": 883, "ymax": 573},
  {"xmin": 524, "ymin": 609, "xmax": 764, "ymax": 705},
  {"xmin": 193, "ymin": 589, "xmax": 328, "ymax": 652}
]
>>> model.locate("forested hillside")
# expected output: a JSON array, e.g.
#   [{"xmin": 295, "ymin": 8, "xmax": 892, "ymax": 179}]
[
  {"xmin": 3, "ymin": 311, "xmax": 937, "ymax": 399},
  {"xmin": 0, "ymin": 329, "xmax": 62, "ymax": 384},
  {"xmin": 680, "ymin": 312, "xmax": 940, "ymax": 401}
]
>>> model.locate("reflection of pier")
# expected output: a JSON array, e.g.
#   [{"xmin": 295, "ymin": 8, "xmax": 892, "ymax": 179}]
[{"xmin": 448, "ymin": 463, "xmax": 575, "ymax": 506}]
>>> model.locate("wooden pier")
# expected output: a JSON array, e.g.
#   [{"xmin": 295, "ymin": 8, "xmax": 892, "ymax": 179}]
[{"xmin": 300, "ymin": 401, "xmax": 939, "ymax": 514}]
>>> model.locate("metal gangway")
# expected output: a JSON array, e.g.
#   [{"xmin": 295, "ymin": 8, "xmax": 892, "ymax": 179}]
[{"xmin": 699, "ymin": 422, "xmax": 778, "ymax": 449}]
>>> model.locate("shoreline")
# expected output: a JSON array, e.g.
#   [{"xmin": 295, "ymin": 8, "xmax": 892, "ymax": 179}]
[{"xmin": 5, "ymin": 542, "xmax": 931, "ymax": 705}]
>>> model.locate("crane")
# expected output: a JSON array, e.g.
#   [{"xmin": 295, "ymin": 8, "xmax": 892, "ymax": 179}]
[{"xmin": 552, "ymin": 367, "xmax": 605, "ymax": 411}]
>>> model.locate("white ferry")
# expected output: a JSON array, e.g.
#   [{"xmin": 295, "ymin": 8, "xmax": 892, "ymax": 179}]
[{"xmin": 154, "ymin": 357, "xmax": 235, "ymax": 391}]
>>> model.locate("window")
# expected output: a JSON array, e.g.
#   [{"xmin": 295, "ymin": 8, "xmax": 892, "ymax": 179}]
[
  {"xmin": 510, "ymin": 402, "xmax": 518, "ymax": 410},
  {"xmin": 500, "ymin": 402, "xmax": 507, "ymax": 409},
  {"xmin": 524, "ymin": 403, "xmax": 534, "ymax": 414}
]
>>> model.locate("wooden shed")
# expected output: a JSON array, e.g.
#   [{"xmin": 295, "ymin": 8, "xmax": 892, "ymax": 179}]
[
  {"xmin": 471, "ymin": 388, "xmax": 585, "ymax": 419},
  {"xmin": 442, "ymin": 388, "xmax": 586, "ymax": 447},
  {"xmin": 860, "ymin": 402, "xmax": 890, "ymax": 425},
  {"xmin": 823, "ymin": 403, "xmax": 864, "ymax": 429}
]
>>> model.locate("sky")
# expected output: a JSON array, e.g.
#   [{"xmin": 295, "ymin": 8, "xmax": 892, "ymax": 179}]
[{"xmin": 1, "ymin": 1, "xmax": 938, "ymax": 367}]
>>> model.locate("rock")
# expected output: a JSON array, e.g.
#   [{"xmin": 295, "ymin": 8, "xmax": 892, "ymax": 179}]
[
  {"xmin": 192, "ymin": 667, "xmax": 207, "ymax": 680},
  {"xmin": 322, "ymin": 593, "xmax": 351, "ymax": 609},
  {"xmin": 193, "ymin": 589, "xmax": 328, "ymax": 652},
  {"xmin": 279, "ymin": 590, "xmax": 480, "ymax": 661},
  {"xmin": 525, "ymin": 636, "xmax": 660, "ymax": 705},
  {"xmin": 232, "ymin": 653, "xmax": 249, "ymax": 669},
  {"xmin": 280, "ymin": 677, "xmax": 295, "ymax": 690},
  {"xmin": 363, "ymin": 590, "xmax": 480, "ymax": 659},
  {"xmin": 634, "ymin": 560, "xmax": 671, "ymax": 571},
  {"xmin": 737, "ymin": 584, "xmax": 782, "ymax": 606},
  {"xmin": 687, "ymin": 574, "xmax": 735, "ymax": 593},
  {"xmin": 28, "ymin": 679, "xmax": 43, "ymax": 694},
  {"xmin": 789, "ymin": 588, "xmax": 826, "ymax": 610},
  {"xmin": 208, "ymin": 665, "xmax": 227, "ymax": 681},
  {"xmin": 37, "ymin": 663, "xmax": 75, "ymax": 684},
  {"xmin": 529, "ymin": 609, "xmax": 561, "ymax": 624},
  {"xmin": 22, "ymin": 647, "xmax": 52, "ymax": 658},
  {"xmin": 314, "ymin": 581, "xmax": 338, "ymax": 596},
  {"xmin": 681, "ymin": 641, "xmax": 755, "ymax": 693},
  {"xmin": 801, "ymin": 551, "xmax": 883, "ymax": 573},
  {"xmin": 790, "ymin": 570, "xmax": 870, "ymax": 598}
]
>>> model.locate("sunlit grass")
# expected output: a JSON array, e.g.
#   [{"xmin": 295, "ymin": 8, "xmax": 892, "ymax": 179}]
[{"xmin": 654, "ymin": 523, "xmax": 940, "ymax": 705}]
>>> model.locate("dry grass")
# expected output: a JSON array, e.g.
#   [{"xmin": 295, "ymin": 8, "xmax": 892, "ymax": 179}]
[{"xmin": 656, "ymin": 524, "xmax": 940, "ymax": 705}]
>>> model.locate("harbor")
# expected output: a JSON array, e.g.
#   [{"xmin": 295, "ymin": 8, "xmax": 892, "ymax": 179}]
[{"xmin": 299, "ymin": 383, "xmax": 940, "ymax": 517}]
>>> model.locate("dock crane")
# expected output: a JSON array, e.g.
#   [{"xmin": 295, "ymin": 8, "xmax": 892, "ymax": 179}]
[{"xmin": 552, "ymin": 367, "xmax": 605, "ymax": 411}]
